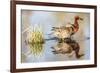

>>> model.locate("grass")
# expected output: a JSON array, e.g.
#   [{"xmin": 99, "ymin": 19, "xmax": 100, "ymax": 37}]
[
  {"xmin": 26, "ymin": 25, "xmax": 44, "ymax": 56},
  {"xmin": 27, "ymin": 25, "xmax": 44, "ymax": 44}
]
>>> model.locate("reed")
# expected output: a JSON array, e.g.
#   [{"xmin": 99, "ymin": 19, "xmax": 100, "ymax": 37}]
[
  {"xmin": 26, "ymin": 25, "xmax": 44, "ymax": 56},
  {"xmin": 27, "ymin": 25, "xmax": 44, "ymax": 44}
]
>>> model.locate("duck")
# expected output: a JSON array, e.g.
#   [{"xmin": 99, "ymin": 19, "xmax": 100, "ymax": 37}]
[{"xmin": 52, "ymin": 16, "xmax": 83, "ymax": 41}]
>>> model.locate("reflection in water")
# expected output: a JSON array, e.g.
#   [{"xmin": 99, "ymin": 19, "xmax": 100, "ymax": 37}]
[
  {"xmin": 21, "ymin": 53, "xmax": 26, "ymax": 63},
  {"xmin": 22, "ymin": 38, "xmax": 88, "ymax": 62},
  {"xmin": 52, "ymin": 39, "xmax": 84, "ymax": 58},
  {"xmin": 28, "ymin": 43, "xmax": 44, "ymax": 56}
]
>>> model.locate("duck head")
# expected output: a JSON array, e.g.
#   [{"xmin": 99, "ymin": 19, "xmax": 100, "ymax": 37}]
[{"xmin": 75, "ymin": 16, "xmax": 83, "ymax": 20}]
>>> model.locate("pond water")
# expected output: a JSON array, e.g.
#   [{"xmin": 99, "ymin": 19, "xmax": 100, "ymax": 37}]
[{"xmin": 21, "ymin": 38, "xmax": 90, "ymax": 63}]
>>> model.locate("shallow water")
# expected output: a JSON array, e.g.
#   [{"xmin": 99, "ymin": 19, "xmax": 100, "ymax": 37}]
[
  {"xmin": 21, "ymin": 38, "xmax": 90, "ymax": 63},
  {"xmin": 21, "ymin": 10, "xmax": 90, "ymax": 63}
]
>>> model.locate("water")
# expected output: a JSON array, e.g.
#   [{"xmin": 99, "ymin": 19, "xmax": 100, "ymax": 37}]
[
  {"xmin": 21, "ymin": 38, "xmax": 90, "ymax": 63},
  {"xmin": 21, "ymin": 10, "xmax": 90, "ymax": 63}
]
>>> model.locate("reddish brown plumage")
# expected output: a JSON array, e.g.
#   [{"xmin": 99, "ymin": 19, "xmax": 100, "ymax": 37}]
[
  {"xmin": 52, "ymin": 16, "xmax": 83, "ymax": 39},
  {"xmin": 68, "ymin": 16, "xmax": 83, "ymax": 35}
]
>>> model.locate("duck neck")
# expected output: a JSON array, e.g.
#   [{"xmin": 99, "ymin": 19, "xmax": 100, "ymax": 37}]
[{"xmin": 74, "ymin": 19, "xmax": 79, "ymax": 29}]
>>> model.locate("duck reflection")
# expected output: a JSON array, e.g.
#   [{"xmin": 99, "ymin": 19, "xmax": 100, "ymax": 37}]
[{"xmin": 51, "ymin": 39, "xmax": 84, "ymax": 58}]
